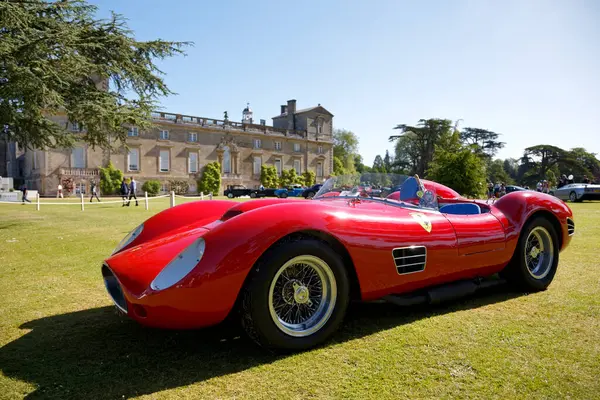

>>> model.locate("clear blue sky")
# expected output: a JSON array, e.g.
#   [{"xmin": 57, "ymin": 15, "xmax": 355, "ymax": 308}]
[{"xmin": 89, "ymin": 0, "xmax": 599, "ymax": 165}]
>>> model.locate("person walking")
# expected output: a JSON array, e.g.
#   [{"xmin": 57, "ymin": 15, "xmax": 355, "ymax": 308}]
[
  {"xmin": 127, "ymin": 177, "xmax": 138, "ymax": 206},
  {"xmin": 120, "ymin": 178, "xmax": 129, "ymax": 206},
  {"xmin": 21, "ymin": 184, "xmax": 31, "ymax": 204},
  {"xmin": 57, "ymin": 183, "xmax": 64, "ymax": 198},
  {"xmin": 89, "ymin": 181, "xmax": 101, "ymax": 202}
]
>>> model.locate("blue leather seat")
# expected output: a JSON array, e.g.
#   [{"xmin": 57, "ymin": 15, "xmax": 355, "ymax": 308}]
[
  {"xmin": 399, "ymin": 177, "xmax": 420, "ymax": 202},
  {"xmin": 439, "ymin": 203, "xmax": 481, "ymax": 215}
]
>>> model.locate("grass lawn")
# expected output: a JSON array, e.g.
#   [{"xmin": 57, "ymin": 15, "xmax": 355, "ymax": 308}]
[{"xmin": 0, "ymin": 198, "xmax": 599, "ymax": 399}]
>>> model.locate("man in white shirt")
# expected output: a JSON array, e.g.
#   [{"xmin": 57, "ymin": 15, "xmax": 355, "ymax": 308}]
[{"xmin": 57, "ymin": 183, "xmax": 63, "ymax": 198}]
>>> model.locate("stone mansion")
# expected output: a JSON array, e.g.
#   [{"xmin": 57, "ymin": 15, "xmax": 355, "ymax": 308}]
[{"xmin": 2, "ymin": 99, "xmax": 334, "ymax": 196}]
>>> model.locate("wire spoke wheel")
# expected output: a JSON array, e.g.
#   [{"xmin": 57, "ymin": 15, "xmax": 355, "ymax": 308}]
[
  {"xmin": 268, "ymin": 255, "xmax": 337, "ymax": 337},
  {"xmin": 524, "ymin": 226, "xmax": 554, "ymax": 280}
]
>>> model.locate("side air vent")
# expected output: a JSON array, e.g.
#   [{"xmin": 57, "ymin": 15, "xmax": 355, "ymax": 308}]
[
  {"xmin": 392, "ymin": 246, "xmax": 427, "ymax": 275},
  {"xmin": 567, "ymin": 218, "xmax": 575, "ymax": 236}
]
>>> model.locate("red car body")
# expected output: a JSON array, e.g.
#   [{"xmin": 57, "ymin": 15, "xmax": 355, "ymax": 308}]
[{"xmin": 102, "ymin": 185, "xmax": 574, "ymax": 331}]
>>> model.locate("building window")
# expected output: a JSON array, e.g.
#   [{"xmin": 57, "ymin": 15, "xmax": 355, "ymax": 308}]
[
  {"xmin": 317, "ymin": 145, "xmax": 323, "ymax": 154},
  {"xmin": 72, "ymin": 146, "xmax": 85, "ymax": 168},
  {"xmin": 293, "ymin": 143, "xmax": 301, "ymax": 152},
  {"xmin": 317, "ymin": 162, "xmax": 323, "ymax": 177},
  {"xmin": 294, "ymin": 159, "xmax": 301, "ymax": 174},
  {"xmin": 317, "ymin": 121, "xmax": 323, "ymax": 134},
  {"xmin": 188, "ymin": 152, "xmax": 198, "ymax": 173},
  {"xmin": 274, "ymin": 141, "xmax": 281, "ymax": 151},
  {"xmin": 274, "ymin": 159, "xmax": 282, "ymax": 176},
  {"xmin": 159, "ymin": 149, "xmax": 169, "ymax": 172},
  {"xmin": 189, "ymin": 182, "xmax": 197, "ymax": 193},
  {"xmin": 128, "ymin": 148, "xmax": 139, "ymax": 171},
  {"xmin": 160, "ymin": 130, "xmax": 169, "ymax": 140},
  {"xmin": 71, "ymin": 122, "xmax": 80, "ymax": 132},
  {"xmin": 254, "ymin": 139, "xmax": 261, "ymax": 149},
  {"xmin": 253, "ymin": 156, "xmax": 261, "ymax": 175},
  {"xmin": 188, "ymin": 132, "xmax": 197, "ymax": 142},
  {"xmin": 222, "ymin": 146, "xmax": 231, "ymax": 174},
  {"xmin": 161, "ymin": 183, "xmax": 169, "ymax": 193},
  {"xmin": 128, "ymin": 127, "xmax": 139, "ymax": 137}
]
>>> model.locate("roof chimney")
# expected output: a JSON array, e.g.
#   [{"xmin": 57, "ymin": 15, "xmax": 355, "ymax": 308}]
[
  {"xmin": 287, "ymin": 99, "xmax": 297, "ymax": 115},
  {"xmin": 280, "ymin": 105, "xmax": 287, "ymax": 115}
]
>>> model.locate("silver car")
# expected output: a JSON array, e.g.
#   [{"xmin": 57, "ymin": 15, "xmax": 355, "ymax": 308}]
[{"xmin": 553, "ymin": 183, "xmax": 600, "ymax": 202}]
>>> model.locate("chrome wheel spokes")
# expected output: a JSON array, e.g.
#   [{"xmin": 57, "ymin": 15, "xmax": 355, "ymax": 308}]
[
  {"xmin": 524, "ymin": 226, "xmax": 554, "ymax": 280},
  {"xmin": 269, "ymin": 255, "xmax": 336, "ymax": 337}
]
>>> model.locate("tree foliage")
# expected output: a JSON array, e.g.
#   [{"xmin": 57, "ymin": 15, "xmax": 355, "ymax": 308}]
[
  {"xmin": 426, "ymin": 132, "xmax": 486, "ymax": 198},
  {"xmin": 98, "ymin": 161, "xmax": 123, "ymax": 195},
  {"xmin": 390, "ymin": 119, "xmax": 454, "ymax": 176},
  {"xmin": 260, "ymin": 164, "xmax": 279, "ymax": 188},
  {"xmin": 459, "ymin": 127, "xmax": 505, "ymax": 158},
  {"xmin": 0, "ymin": 0, "xmax": 191, "ymax": 150},
  {"xmin": 487, "ymin": 159, "xmax": 513, "ymax": 184},
  {"xmin": 197, "ymin": 162, "xmax": 221, "ymax": 194}
]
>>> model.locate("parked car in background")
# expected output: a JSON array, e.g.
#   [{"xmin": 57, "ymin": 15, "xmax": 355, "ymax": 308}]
[
  {"xmin": 256, "ymin": 187, "xmax": 278, "ymax": 198},
  {"xmin": 505, "ymin": 185, "xmax": 529, "ymax": 194},
  {"xmin": 552, "ymin": 183, "xmax": 600, "ymax": 202},
  {"xmin": 224, "ymin": 185, "xmax": 258, "ymax": 198},
  {"xmin": 275, "ymin": 184, "xmax": 305, "ymax": 198},
  {"xmin": 302, "ymin": 184, "xmax": 323, "ymax": 199}
]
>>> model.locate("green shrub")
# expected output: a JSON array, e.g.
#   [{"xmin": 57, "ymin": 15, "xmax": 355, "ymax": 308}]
[
  {"xmin": 198, "ymin": 161, "xmax": 221, "ymax": 195},
  {"xmin": 99, "ymin": 161, "xmax": 124, "ymax": 195},
  {"xmin": 260, "ymin": 165, "xmax": 279, "ymax": 188},
  {"xmin": 302, "ymin": 170, "xmax": 316, "ymax": 187},
  {"xmin": 168, "ymin": 179, "xmax": 189, "ymax": 195},
  {"xmin": 142, "ymin": 180, "xmax": 161, "ymax": 196}
]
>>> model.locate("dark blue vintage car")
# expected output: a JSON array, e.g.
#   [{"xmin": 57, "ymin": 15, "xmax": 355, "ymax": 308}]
[{"xmin": 274, "ymin": 184, "xmax": 305, "ymax": 198}]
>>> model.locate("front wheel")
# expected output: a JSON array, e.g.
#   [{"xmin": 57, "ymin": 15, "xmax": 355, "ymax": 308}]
[
  {"xmin": 569, "ymin": 191, "xmax": 577, "ymax": 202},
  {"xmin": 280, "ymin": 192, "xmax": 288, "ymax": 198},
  {"xmin": 240, "ymin": 239, "xmax": 350, "ymax": 352},
  {"xmin": 227, "ymin": 192, "xmax": 234, "ymax": 198},
  {"xmin": 501, "ymin": 216, "xmax": 559, "ymax": 291}
]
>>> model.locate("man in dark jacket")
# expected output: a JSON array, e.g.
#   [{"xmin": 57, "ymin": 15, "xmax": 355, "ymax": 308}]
[
  {"xmin": 120, "ymin": 179, "xmax": 129, "ymax": 206},
  {"xmin": 126, "ymin": 177, "xmax": 138, "ymax": 206}
]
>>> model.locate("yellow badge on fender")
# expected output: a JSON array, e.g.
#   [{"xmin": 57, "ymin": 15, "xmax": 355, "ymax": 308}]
[{"xmin": 410, "ymin": 212, "xmax": 432, "ymax": 233}]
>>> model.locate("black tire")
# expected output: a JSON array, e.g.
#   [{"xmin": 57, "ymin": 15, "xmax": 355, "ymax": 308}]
[
  {"xmin": 501, "ymin": 216, "xmax": 560, "ymax": 291},
  {"xmin": 569, "ymin": 191, "xmax": 577, "ymax": 202},
  {"xmin": 306, "ymin": 192, "xmax": 315, "ymax": 199},
  {"xmin": 280, "ymin": 192, "xmax": 288, "ymax": 198},
  {"xmin": 227, "ymin": 192, "xmax": 234, "ymax": 199},
  {"xmin": 240, "ymin": 239, "xmax": 350, "ymax": 352},
  {"xmin": 250, "ymin": 192, "xmax": 257, "ymax": 198}
]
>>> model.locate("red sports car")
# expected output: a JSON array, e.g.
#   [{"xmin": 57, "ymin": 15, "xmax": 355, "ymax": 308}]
[{"xmin": 102, "ymin": 174, "xmax": 575, "ymax": 352}]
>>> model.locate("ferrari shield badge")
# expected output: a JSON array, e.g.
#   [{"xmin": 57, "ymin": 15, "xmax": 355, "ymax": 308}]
[{"xmin": 410, "ymin": 212, "xmax": 432, "ymax": 233}]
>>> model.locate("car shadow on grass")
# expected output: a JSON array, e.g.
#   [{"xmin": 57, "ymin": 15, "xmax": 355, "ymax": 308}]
[{"xmin": 0, "ymin": 284, "xmax": 525, "ymax": 399}]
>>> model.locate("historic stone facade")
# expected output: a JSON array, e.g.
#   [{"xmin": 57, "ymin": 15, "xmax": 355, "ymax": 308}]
[{"xmin": 15, "ymin": 99, "xmax": 334, "ymax": 196}]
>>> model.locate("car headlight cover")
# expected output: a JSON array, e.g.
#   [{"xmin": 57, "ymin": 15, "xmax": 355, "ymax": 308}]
[
  {"xmin": 150, "ymin": 238, "xmax": 205, "ymax": 291},
  {"xmin": 112, "ymin": 223, "xmax": 144, "ymax": 255}
]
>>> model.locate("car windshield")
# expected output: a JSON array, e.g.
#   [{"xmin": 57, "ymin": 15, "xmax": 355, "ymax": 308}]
[{"xmin": 314, "ymin": 173, "xmax": 439, "ymax": 210}]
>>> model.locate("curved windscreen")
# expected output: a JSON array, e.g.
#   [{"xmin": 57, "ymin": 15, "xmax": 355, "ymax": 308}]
[{"xmin": 314, "ymin": 173, "xmax": 439, "ymax": 210}]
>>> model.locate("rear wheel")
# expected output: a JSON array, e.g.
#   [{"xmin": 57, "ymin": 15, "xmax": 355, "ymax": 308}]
[
  {"xmin": 306, "ymin": 192, "xmax": 315, "ymax": 199},
  {"xmin": 227, "ymin": 193, "xmax": 234, "ymax": 198},
  {"xmin": 501, "ymin": 216, "xmax": 559, "ymax": 291},
  {"xmin": 240, "ymin": 239, "xmax": 350, "ymax": 352},
  {"xmin": 280, "ymin": 192, "xmax": 288, "ymax": 198},
  {"xmin": 250, "ymin": 192, "xmax": 257, "ymax": 198}
]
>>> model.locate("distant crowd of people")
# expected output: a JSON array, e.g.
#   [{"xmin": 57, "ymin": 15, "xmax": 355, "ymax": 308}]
[{"xmin": 486, "ymin": 181, "xmax": 506, "ymax": 203}]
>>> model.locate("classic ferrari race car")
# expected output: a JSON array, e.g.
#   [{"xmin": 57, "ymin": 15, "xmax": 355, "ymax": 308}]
[{"xmin": 102, "ymin": 173, "xmax": 575, "ymax": 352}]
